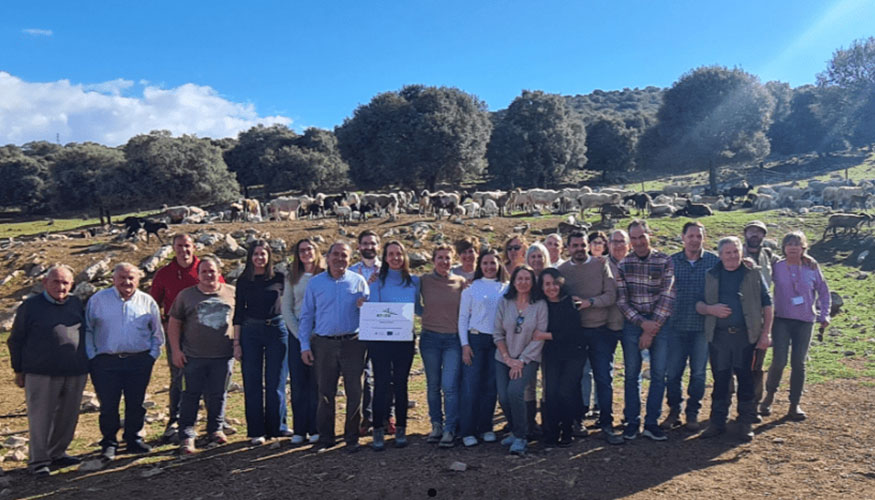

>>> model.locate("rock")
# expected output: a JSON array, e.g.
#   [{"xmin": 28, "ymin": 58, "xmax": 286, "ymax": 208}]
[
  {"xmin": 269, "ymin": 441, "xmax": 281, "ymax": 450},
  {"xmin": 72, "ymin": 282, "xmax": 99, "ymax": 302},
  {"xmin": 140, "ymin": 468, "xmax": 163, "ymax": 478},
  {"xmin": 857, "ymin": 250, "xmax": 870, "ymax": 265},
  {"xmin": 3, "ymin": 436, "xmax": 27, "ymax": 448},
  {"xmin": 228, "ymin": 382, "xmax": 243, "ymax": 393},
  {"xmin": 412, "ymin": 240, "xmax": 423, "ymax": 249},
  {"xmin": 268, "ymin": 238, "xmax": 286, "ymax": 254},
  {"xmin": 27, "ymin": 263, "xmax": 47, "ymax": 278},
  {"xmin": 409, "ymin": 222, "xmax": 431, "ymax": 234},
  {"xmin": 143, "ymin": 401, "xmax": 156, "ymax": 409},
  {"xmin": 81, "ymin": 397, "xmax": 100, "ymax": 412},
  {"xmin": 312, "ymin": 235, "xmax": 326, "ymax": 244},
  {"xmin": 772, "ymin": 438, "xmax": 785, "ymax": 444},
  {"xmin": 449, "ymin": 461, "xmax": 467, "ymax": 472},
  {"xmin": 0, "ymin": 270, "xmax": 24, "ymax": 287},
  {"xmin": 844, "ymin": 351, "xmax": 856, "ymax": 356},
  {"xmin": 86, "ymin": 243, "xmax": 109, "ymax": 253},
  {"xmin": 196, "ymin": 232, "xmax": 225, "ymax": 246},
  {"xmin": 430, "ymin": 232, "xmax": 445, "ymax": 242},
  {"xmin": 858, "ymin": 271, "xmax": 869, "ymax": 280},
  {"xmin": 46, "ymin": 234, "xmax": 68, "ymax": 241},
  {"xmin": 338, "ymin": 227, "xmax": 348, "ymax": 237},
  {"xmin": 140, "ymin": 245, "xmax": 174, "ymax": 273},
  {"xmin": 409, "ymin": 252, "xmax": 429, "ymax": 268},
  {"xmin": 77, "ymin": 257, "xmax": 112, "ymax": 284},
  {"xmin": 3, "ymin": 449, "xmax": 27, "ymax": 462},
  {"xmin": 78, "ymin": 459, "xmax": 105, "ymax": 472},
  {"xmin": 482, "ymin": 226, "xmax": 494, "ymax": 232},
  {"xmin": 226, "ymin": 263, "xmax": 246, "ymax": 283}
]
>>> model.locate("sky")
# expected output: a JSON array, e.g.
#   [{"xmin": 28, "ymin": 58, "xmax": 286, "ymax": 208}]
[{"xmin": 2, "ymin": 0, "xmax": 874, "ymax": 146}]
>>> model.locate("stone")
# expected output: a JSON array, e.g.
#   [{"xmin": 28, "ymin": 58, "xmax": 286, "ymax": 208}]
[
  {"xmin": 312, "ymin": 235, "xmax": 326, "ymax": 244},
  {"xmin": 772, "ymin": 438, "xmax": 785, "ymax": 444},
  {"xmin": 268, "ymin": 239, "xmax": 286, "ymax": 254},
  {"xmin": 27, "ymin": 263, "xmax": 47, "ymax": 278},
  {"xmin": 226, "ymin": 263, "xmax": 246, "ymax": 282},
  {"xmin": 409, "ymin": 252, "xmax": 429, "ymax": 268},
  {"xmin": 196, "ymin": 232, "xmax": 225, "ymax": 247},
  {"xmin": 0, "ymin": 270, "xmax": 24, "ymax": 287},
  {"xmin": 228, "ymin": 382, "xmax": 243, "ymax": 393},
  {"xmin": 78, "ymin": 459, "xmax": 105, "ymax": 472},
  {"xmin": 0, "ymin": 315, "xmax": 14, "ymax": 332},
  {"xmin": 3, "ymin": 449, "xmax": 27, "ymax": 462},
  {"xmin": 140, "ymin": 468, "xmax": 163, "ymax": 478},
  {"xmin": 140, "ymin": 245, "xmax": 174, "ymax": 274},
  {"xmin": 449, "ymin": 461, "xmax": 467, "ymax": 472},
  {"xmin": 77, "ymin": 257, "xmax": 112, "ymax": 284},
  {"xmin": 86, "ymin": 243, "xmax": 109, "ymax": 253},
  {"xmin": 3, "ymin": 436, "xmax": 27, "ymax": 448},
  {"xmin": 72, "ymin": 282, "xmax": 98, "ymax": 302},
  {"xmin": 482, "ymin": 226, "xmax": 494, "ymax": 232},
  {"xmin": 857, "ymin": 250, "xmax": 870, "ymax": 265},
  {"xmin": 46, "ymin": 234, "xmax": 68, "ymax": 241}
]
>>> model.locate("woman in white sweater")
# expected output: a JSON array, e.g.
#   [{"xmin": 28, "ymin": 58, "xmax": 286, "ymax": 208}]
[
  {"xmin": 457, "ymin": 249, "xmax": 508, "ymax": 447},
  {"xmin": 281, "ymin": 238, "xmax": 325, "ymax": 445}
]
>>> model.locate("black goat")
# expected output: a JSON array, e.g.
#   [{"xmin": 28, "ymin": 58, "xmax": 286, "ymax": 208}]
[
  {"xmin": 675, "ymin": 200, "xmax": 713, "ymax": 218},
  {"xmin": 623, "ymin": 193, "xmax": 652, "ymax": 215}
]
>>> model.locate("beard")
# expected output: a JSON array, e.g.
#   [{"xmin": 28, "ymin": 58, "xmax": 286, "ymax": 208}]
[{"xmin": 361, "ymin": 249, "xmax": 377, "ymax": 260}]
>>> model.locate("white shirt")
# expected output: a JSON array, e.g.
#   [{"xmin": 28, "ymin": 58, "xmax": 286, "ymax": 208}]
[{"xmin": 457, "ymin": 278, "xmax": 507, "ymax": 346}]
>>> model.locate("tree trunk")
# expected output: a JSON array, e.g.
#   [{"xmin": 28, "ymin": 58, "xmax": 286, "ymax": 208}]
[
  {"xmin": 709, "ymin": 160, "xmax": 718, "ymax": 195},
  {"xmin": 426, "ymin": 175, "xmax": 437, "ymax": 193}
]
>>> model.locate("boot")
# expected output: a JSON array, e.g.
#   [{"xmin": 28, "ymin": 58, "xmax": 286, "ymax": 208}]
[
  {"xmin": 427, "ymin": 422, "xmax": 443, "ymax": 443},
  {"xmin": 394, "ymin": 426, "xmax": 408, "ymax": 448},
  {"xmin": 660, "ymin": 408, "xmax": 681, "ymax": 429},
  {"xmin": 759, "ymin": 391, "xmax": 775, "ymax": 416},
  {"xmin": 737, "ymin": 422, "xmax": 754, "ymax": 442},
  {"xmin": 371, "ymin": 428, "xmax": 385, "ymax": 452},
  {"xmin": 788, "ymin": 404, "xmax": 807, "ymax": 421}
]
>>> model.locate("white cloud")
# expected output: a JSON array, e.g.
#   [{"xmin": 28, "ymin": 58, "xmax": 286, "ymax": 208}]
[
  {"xmin": 0, "ymin": 72, "xmax": 293, "ymax": 146},
  {"xmin": 22, "ymin": 28, "xmax": 53, "ymax": 36}
]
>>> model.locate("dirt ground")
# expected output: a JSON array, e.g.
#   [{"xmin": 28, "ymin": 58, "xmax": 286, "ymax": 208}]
[{"xmin": 1, "ymin": 214, "xmax": 874, "ymax": 499}]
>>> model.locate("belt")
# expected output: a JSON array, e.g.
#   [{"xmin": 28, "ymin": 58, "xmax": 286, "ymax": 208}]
[
  {"xmin": 318, "ymin": 333, "xmax": 358, "ymax": 341},
  {"xmin": 106, "ymin": 350, "xmax": 150, "ymax": 359},
  {"xmin": 245, "ymin": 316, "xmax": 283, "ymax": 327},
  {"xmin": 718, "ymin": 326, "xmax": 746, "ymax": 335},
  {"xmin": 469, "ymin": 329, "xmax": 493, "ymax": 335}
]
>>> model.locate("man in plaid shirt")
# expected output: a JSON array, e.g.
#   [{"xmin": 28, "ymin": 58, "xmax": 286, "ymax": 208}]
[{"xmin": 616, "ymin": 219, "xmax": 676, "ymax": 441}]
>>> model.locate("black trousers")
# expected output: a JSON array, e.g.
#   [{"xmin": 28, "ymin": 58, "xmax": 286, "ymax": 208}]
[
  {"xmin": 90, "ymin": 352, "xmax": 155, "ymax": 448},
  {"xmin": 543, "ymin": 352, "xmax": 586, "ymax": 441}
]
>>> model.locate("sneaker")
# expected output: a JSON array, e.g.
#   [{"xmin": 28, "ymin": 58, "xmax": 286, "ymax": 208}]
[
  {"xmin": 290, "ymin": 435, "xmax": 305, "ymax": 445},
  {"xmin": 759, "ymin": 392, "xmax": 775, "ymax": 416},
  {"xmin": 126, "ymin": 439, "xmax": 152, "ymax": 454},
  {"xmin": 501, "ymin": 434, "xmax": 515, "ymax": 446},
  {"xmin": 162, "ymin": 422, "xmax": 179, "ymax": 441},
  {"xmin": 31, "ymin": 465, "xmax": 50, "ymax": 476},
  {"xmin": 481, "ymin": 431, "xmax": 497, "ymax": 443},
  {"xmin": 222, "ymin": 422, "xmax": 238, "ymax": 435},
  {"xmin": 572, "ymin": 421, "xmax": 588, "ymax": 437},
  {"xmin": 602, "ymin": 426, "xmax": 625, "ymax": 445},
  {"xmin": 558, "ymin": 435, "xmax": 573, "ymax": 448},
  {"xmin": 685, "ymin": 415, "xmax": 701, "ymax": 432},
  {"xmin": 462, "ymin": 435, "xmax": 478, "ymax": 447},
  {"xmin": 371, "ymin": 428, "xmax": 385, "ymax": 452},
  {"xmin": 51, "ymin": 455, "xmax": 82, "ymax": 468},
  {"xmin": 250, "ymin": 436, "xmax": 266, "ymax": 445},
  {"xmin": 788, "ymin": 405, "xmax": 807, "ymax": 421},
  {"xmin": 642, "ymin": 426, "xmax": 668, "ymax": 441},
  {"xmin": 427, "ymin": 423, "xmax": 443, "ymax": 443},
  {"xmin": 622, "ymin": 425, "xmax": 638, "ymax": 441},
  {"xmin": 738, "ymin": 422, "xmax": 754, "ymax": 442},
  {"xmin": 438, "ymin": 431, "xmax": 456, "ymax": 448},
  {"xmin": 308, "ymin": 434, "xmax": 321, "ymax": 444},
  {"xmin": 100, "ymin": 445, "xmax": 117, "ymax": 462},
  {"xmin": 180, "ymin": 437, "xmax": 196, "ymax": 455},
  {"xmin": 394, "ymin": 427, "xmax": 408, "ymax": 448},
  {"xmin": 345, "ymin": 441, "xmax": 361, "ymax": 454},
  {"xmin": 509, "ymin": 437, "xmax": 527, "ymax": 455},
  {"xmin": 699, "ymin": 424, "xmax": 726, "ymax": 439},
  {"xmin": 280, "ymin": 429, "xmax": 295, "ymax": 437},
  {"xmin": 660, "ymin": 409, "xmax": 681, "ymax": 429},
  {"xmin": 210, "ymin": 431, "xmax": 228, "ymax": 445}
]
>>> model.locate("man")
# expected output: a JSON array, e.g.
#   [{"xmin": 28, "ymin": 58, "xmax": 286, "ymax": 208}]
[
  {"xmin": 150, "ymin": 234, "xmax": 226, "ymax": 441},
  {"xmin": 167, "ymin": 255, "xmax": 235, "ymax": 454},
  {"xmin": 348, "ymin": 230, "xmax": 384, "ymax": 435},
  {"xmin": 544, "ymin": 233, "xmax": 565, "ymax": 267},
  {"xmin": 616, "ymin": 220, "xmax": 675, "ymax": 441},
  {"xmin": 8, "ymin": 265, "xmax": 89, "ymax": 475},
  {"xmin": 697, "ymin": 237, "xmax": 773, "ymax": 441},
  {"xmin": 299, "ymin": 242, "xmax": 369, "ymax": 452},
  {"xmin": 661, "ymin": 221, "xmax": 719, "ymax": 431},
  {"xmin": 86, "ymin": 263, "xmax": 164, "ymax": 460},
  {"xmin": 558, "ymin": 232, "xmax": 623, "ymax": 445}
]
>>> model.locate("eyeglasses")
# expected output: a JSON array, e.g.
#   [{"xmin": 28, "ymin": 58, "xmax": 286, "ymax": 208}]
[
  {"xmin": 514, "ymin": 314, "xmax": 525, "ymax": 334},
  {"xmin": 609, "ymin": 240, "xmax": 626, "ymax": 245},
  {"xmin": 507, "ymin": 245, "xmax": 522, "ymax": 251}
]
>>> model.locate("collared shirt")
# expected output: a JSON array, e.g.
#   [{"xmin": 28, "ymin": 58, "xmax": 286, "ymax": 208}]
[
  {"xmin": 616, "ymin": 249, "xmax": 676, "ymax": 327},
  {"xmin": 85, "ymin": 287, "xmax": 164, "ymax": 359},
  {"xmin": 349, "ymin": 259, "xmax": 381, "ymax": 283},
  {"xmin": 458, "ymin": 278, "xmax": 507, "ymax": 345},
  {"xmin": 669, "ymin": 249, "xmax": 719, "ymax": 331},
  {"xmin": 298, "ymin": 269, "xmax": 369, "ymax": 352}
]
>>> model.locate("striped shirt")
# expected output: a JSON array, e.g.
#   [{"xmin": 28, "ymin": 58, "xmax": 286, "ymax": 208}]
[
  {"xmin": 669, "ymin": 249, "xmax": 719, "ymax": 331},
  {"xmin": 616, "ymin": 249, "xmax": 676, "ymax": 327}
]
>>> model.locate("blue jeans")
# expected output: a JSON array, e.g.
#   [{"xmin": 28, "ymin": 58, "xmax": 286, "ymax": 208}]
[
  {"xmin": 580, "ymin": 359, "xmax": 596, "ymax": 411},
  {"xmin": 665, "ymin": 327, "xmax": 709, "ymax": 417},
  {"xmin": 495, "ymin": 360, "xmax": 539, "ymax": 439},
  {"xmin": 459, "ymin": 333, "xmax": 497, "ymax": 437},
  {"xmin": 621, "ymin": 321, "xmax": 668, "ymax": 429},
  {"xmin": 179, "ymin": 357, "xmax": 233, "ymax": 439},
  {"xmin": 766, "ymin": 318, "xmax": 814, "ymax": 405},
  {"xmin": 583, "ymin": 327, "xmax": 620, "ymax": 429},
  {"xmin": 419, "ymin": 330, "xmax": 461, "ymax": 433},
  {"xmin": 240, "ymin": 318, "xmax": 289, "ymax": 438},
  {"xmin": 288, "ymin": 334, "xmax": 318, "ymax": 437}
]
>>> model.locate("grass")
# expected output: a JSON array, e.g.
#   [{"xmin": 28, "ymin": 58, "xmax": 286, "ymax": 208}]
[{"xmin": 0, "ymin": 210, "xmax": 161, "ymax": 239}]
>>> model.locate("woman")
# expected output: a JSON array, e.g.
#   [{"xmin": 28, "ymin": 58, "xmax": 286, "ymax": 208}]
[
  {"xmin": 419, "ymin": 244, "xmax": 467, "ymax": 448},
  {"xmin": 281, "ymin": 238, "xmax": 325, "ymax": 445},
  {"xmin": 524, "ymin": 241, "xmax": 550, "ymax": 435},
  {"xmin": 233, "ymin": 241, "xmax": 288, "ymax": 445},
  {"xmin": 457, "ymin": 250, "xmax": 508, "ymax": 447},
  {"xmin": 535, "ymin": 268, "xmax": 587, "ymax": 447},
  {"xmin": 761, "ymin": 231, "xmax": 830, "ymax": 421},
  {"xmin": 494, "ymin": 265, "xmax": 547, "ymax": 455},
  {"xmin": 587, "ymin": 231, "xmax": 609, "ymax": 259},
  {"xmin": 525, "ymin": 242, "xmax": 550, "ymax": 276},
  {"xmin": 367, "ymin": 241, "xmax": 420, "ymax": 450},
  {"xmin": 579, "ymin": 230, "xmax": 609, "ymax": 421},
  {"xmin": 504, "ymin": 234, "xmax": 528, "ymax": 276},
  {"xmin": 452, "ymin": 237, "xmax": 480, "ymax": 282}
]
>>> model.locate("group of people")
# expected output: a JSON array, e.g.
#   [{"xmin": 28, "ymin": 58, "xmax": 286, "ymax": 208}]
[{"xmin": 7, "ymin": 217, "xmax": 831, "ymax": 473}]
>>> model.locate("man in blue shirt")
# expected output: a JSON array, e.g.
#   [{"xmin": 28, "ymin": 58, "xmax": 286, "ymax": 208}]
[
  {"xmin": 85, "ymin": 262, "xmax": 164, "ymax": 460},
  {"xmin": 299, "ymin": 242, "xmax": 369, "ymax": 452}
]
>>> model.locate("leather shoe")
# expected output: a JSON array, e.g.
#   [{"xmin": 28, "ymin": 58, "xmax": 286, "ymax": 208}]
[
  {"xmin": 101, "ymin": 445, "xmax": 117, "ymax": 462},
  {"xmin": 51, "ymin": 455, "xmax": 82, "ymax": 468},
  {"xmin": 699, "ymin": 425, "xmax": 725, "ymax": 439},
  {"xmin": 126, "ymin": 439, "xmax": 152, "ymax": 454}
]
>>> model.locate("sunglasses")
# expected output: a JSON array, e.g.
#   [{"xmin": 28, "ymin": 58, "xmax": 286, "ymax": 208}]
[
  {"xmin": 514, "ymin": 314, "xmax": 525, "ymax": 334},
  {"xmin": 507, "ymin": 245, "xmax": 522, "ymax": 251}
]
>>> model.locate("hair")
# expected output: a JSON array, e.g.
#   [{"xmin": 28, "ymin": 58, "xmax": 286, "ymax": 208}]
[
  {"xmin": 503, "ymin": 265, "xmax": 543, "ymax": 303},
  {"xmin": 538, "ymin": 267, "xmax": 567, "ymax": 299},
  {"xmin": 565, "ymin": 230, "xmax": 588, "ymax": 247},
  {"xmin": 682, "ymin": 221, "xmax": 705, "ymax": 235},
  {"xmin": 628, "ymin": 219, "xmax": 651, "ymax": 233},
  {"xmin": 378, "ymin": 240, "xmax": 414, "ymax": 287},
  {"xmin": 545, "ymin": 233, "xmax": 563, "ymax": 246},
  {"xmin": 357, "ymin": 229, "xmax": 379, "ymax": 245},
  {"xmin": 609, "ymin": 229, "xmax": 629, "ymax": 243},
  {"xmin": 431, "ymin": 244, "xmax": 455, "ymax": 261},
  {"xmin": 587, "ymin": 231, "xmax": 608, "ymax": 256},
  {"xmin": 172, "ymin": 233, "xmax": 193, "ymax": 245},
  {"xmin": 197, "ymin": 254, "xmax": 223, "ymax": 272},
  {"xmin": 242, "ymin": 240, "xmax": 275, "ymax": 281},
  {"xmin": 287, "ymin": 238, "xmax": 326, "ymax": 286},
  {"xmin": 45, "ymin": 263, "xmax": 75, "ymax": 281},
  {"xmin": 503, "ymin": 234, "xmax": 528, "ymax": 262},
  {"xmin": 473, "ymin": 248, "xmax": 509, "ymax": 282},
  {"xmin": 454, "ymin": 236, "xmax": 480, "ymax": 256},
  {"xmin": 717, "ymin": 236, "xmax": 743, "ymax": 254},
  {"xmin": 113, "ymin": 262, "xmax": 142, "ymax": 278},
  {"xmin": 327, "ymin": 240, "xmax": 352, "ymax": 255},
  {"xmin": 781, "ymin": 231, "xmax": 810, "ymax": 256},
  {"xmin": 525, "ymin": 242, "xmax": 550, "ymax": 269}
]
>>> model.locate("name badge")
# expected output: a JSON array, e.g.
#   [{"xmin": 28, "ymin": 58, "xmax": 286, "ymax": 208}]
[{"xmin": 791, "ymin": 296, "xmax": 804, "ymax": 306}]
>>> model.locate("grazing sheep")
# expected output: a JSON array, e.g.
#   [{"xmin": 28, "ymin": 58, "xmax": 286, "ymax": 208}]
[{"xmin": 823, "ymin": 213, "xmax": 872, "ymax": 238}]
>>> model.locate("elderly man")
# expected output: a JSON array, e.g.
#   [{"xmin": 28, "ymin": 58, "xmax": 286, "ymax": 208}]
[
  {"xmin": 8, "ymin": 265, "xmax": 88, "ymax": 475},
  {"xmin": 616, "ymin": 220, "xmax": 675, "ymax": 441},
  {"xmin": 697, "ymin": 237, "xmax": 773, "ymax": 441},
  {"xmin": 150, "ymin": 233, "xmax": 226, "ymax": 441},
  {"xmin": 349, "ymin": 230, "xmax": 381, "ymax": 435},
  {"xmin": 299, "ymin": 242, "xmax": 369, "ymax": 452},
  {"xmin": 544, "ymin": 233, "xmax": 565, "ymax": 267},
  {"xmin": 86, "ymin": 263, "xmax": 164, "ymax": 460},
  {"xmin": 661, "ymin": 222, "xmax": 719, "ymax": 431},
  {"xmin": 167, "ymin": 255, "xmax": 235, "ymax": 454}
]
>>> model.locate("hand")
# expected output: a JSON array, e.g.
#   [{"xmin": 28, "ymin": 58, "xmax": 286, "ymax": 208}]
[
  {"xmin": 368, "ymin": 273, "xmax": 378, "ymax": 284},
  {"xmin": 756, "ymin": 334, "xmax": 771, "ymax": 350},
  {"xmin": 233, "ymin": 344, "xmax": 242, "ymax": 362},
  {"xmin": 572, "ymin": 295, "xmax": 590, "ymax": 310},
  {"xmin": 509, "ymin": 364, "xmax": 523, "ymax": 380},
  {"xmin": 301, "ymin": 350, "xmax": 314, "ymax": 366},
  {"xmin": 172, "ymin": 349, "xmax": 187, "ymax": 369},
  {"xmin": 709, "ymin": 304, "xmax": 732, "ymax": 319},
  {"xmin": 638, "ymin": 331, "xmax": 655, "ymax": 350},
  {"xmin": 819, "ymin": 319, "xmax": 830, "ymax": 330},
  {"xmin": 640, "ymin": 320, "xmax": 660, "ymax": 336},
  {"xmin": 462, "ymin": 345, "xmax": 474, "ymax": 366},
  {"xmin": 356, "ymin": 296, "xmax": 366, "ymax": 308},
  {"xmin": 13, "ymin": 373, "xmax": 24, "ymax": 388},
  {"xmin": 532, "ymin": 329, "xmax": 552, "ymax": 341}
]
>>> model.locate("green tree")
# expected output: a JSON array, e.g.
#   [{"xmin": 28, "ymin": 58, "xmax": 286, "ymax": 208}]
[
  {"xmin": 260, "ymin": 128, "xmax": 349, "ymax": 195},
  {"xmin": 768, "ymin": 85, "xmax": 829, "ymax": 155},
  {"xmin": 51, "ymin": 143, "xmax": 129, "ymax": 214},
  {"xmin": 487, "ymin": 90, "xmax": 587, "ymax": 188},
  {"xmin": 0, "ymin": 150, "xmax": 52, "ymax": 212},
  {"xmin": 224, "ymin": 124, "xmax": 297, "ymax": 193},
  {"xmin": 585, "ymin": 116, "xmax": 637, "ymax": 182},
  {"xmin": 638, "ymin": 66, "xmax": 774, "ymax": 192},
  {"xmin": 336, "ymin": 85, "xmax": 492, "ymax": 190},
  {"xmin": 817, "ymin": 37, "xmax": 875, "ymax": 148}
]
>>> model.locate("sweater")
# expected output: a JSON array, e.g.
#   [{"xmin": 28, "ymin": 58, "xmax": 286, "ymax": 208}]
[
  {"xmin": 281, "ymin": 272, "xmax": 313, "ymax": 338},
  {"xmin": 493, "ymin": 298, "xmax": 548, "ymax": 365},
  {"xmin": 232, "ymin": 272, "xmax": 285, "ymax": 325},
  {"xmin": 419, "ymin": 271, "xmax": 466, "ymax": 334},
  {"xmin": 558, "ymin": 256, "xmax": 617, "ymax": 328},
  {"xmin": 8, "ymin": 293, "xmax": 88, "ymax": 376},
  {"xmin": 543, "ymin": 296, "xmax": 587, "ymax": 361}
]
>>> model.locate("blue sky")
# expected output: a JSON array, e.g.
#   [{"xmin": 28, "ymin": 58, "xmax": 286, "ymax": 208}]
[{"xmin": 2, "ymin": 0, "xmax": 873, "ymax": 145}]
